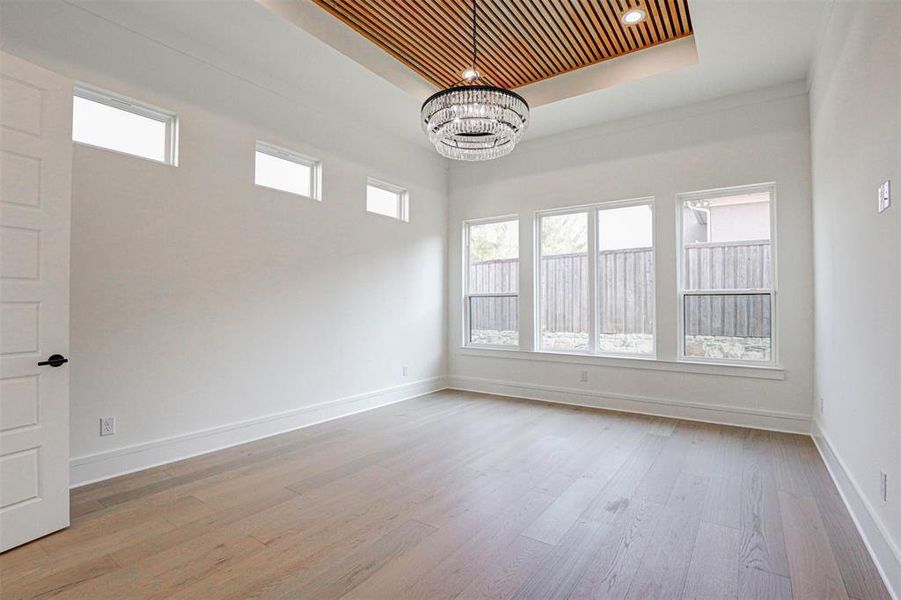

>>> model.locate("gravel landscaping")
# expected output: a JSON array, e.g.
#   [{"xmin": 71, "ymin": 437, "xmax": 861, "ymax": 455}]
[{"xmin": 471, "ymin": 330, "xmax": 770, "ymax": 360}]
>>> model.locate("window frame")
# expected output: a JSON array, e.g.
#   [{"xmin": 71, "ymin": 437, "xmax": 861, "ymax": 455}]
[
  {"xmin": 254, "ymin": 141, "xmax": 322, "ymax": 201},
  {"xmin": 676, "ymin": 182, "xmax": 778, "ymax": 367},
  {"xmin": 73, "ymin": 83, "xmax": 178, "ymax": 166},
  {"xmin": 463, "ymin": 215, "xmax": 520, "ymax": 349},
  {"xmin": 366, "ymin": 178, "xmax": 409, "ymax": 222},
  {"xmin": 534, "ymin": 197, "xmax": 657, "ymax": 359}
]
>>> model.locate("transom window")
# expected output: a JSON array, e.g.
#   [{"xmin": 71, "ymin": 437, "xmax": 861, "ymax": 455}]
[
  {"xmin": 254, "ymin": 142, "xmax": 321, "ymax": 199},
  {"xmin": 537, "ymin": 200, "xmax": 655, "ymax": 356},
  {"xmin": 366, "ymin": 179, "xmax": 409, "ymax": 222},
  {"xmin": 464, "ymin": 218, "xmax": 519, "ymax": 347},
  {"xmin": 72, "ymin": 84, "xmax": 177, "ymax": 165},
  {"xmin": 677, "ymin": 183, "xmax": 776, "ymax": 364}
]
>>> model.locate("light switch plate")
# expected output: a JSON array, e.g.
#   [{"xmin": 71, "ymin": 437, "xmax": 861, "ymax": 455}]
[{"xmin": 878, "ymin": 180, "xmax": 891, "ymax": 213}]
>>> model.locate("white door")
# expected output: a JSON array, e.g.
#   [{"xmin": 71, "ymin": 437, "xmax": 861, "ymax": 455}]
[{"xmin": 0, "ymin": 52, "xmax": 72, "ymax": 552}]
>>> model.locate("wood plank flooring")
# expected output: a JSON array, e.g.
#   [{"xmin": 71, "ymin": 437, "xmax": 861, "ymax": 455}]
[{"xmin": 0, "ymin": 391, "xmax": 889, "ymax": 599}]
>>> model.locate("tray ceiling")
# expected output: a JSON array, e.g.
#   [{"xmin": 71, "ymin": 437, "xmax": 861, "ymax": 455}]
[{"xmin": 309, "ymin": 0, "xmax": 693, "ymax": 90}]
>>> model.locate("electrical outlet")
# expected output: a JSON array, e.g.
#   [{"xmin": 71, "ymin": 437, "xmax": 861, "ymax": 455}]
[
  {"xmin": 880, "ymin": 471, "xmax": 888, "ymax": 503},
  {"xmin": 402, "ymin": 365, "xmax": 409, "ymax": 377},
  {"xmin": 100, "ymin": 417, "xmax": 116, "ymax": 437},
  {"xmin": 878, "ymin": 180, "xmax": 891, "ymax": 213},
  {"xmin": 819, "ymin": 397, "xmax": 824, "ymax": 413},
  {"xmin": 579, "ymin": 371, "xmax": 589, "ymax": 383}
]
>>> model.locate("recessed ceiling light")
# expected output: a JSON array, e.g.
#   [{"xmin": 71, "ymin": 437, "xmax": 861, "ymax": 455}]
[{"xmin": 621, "ymin": 7, "xmax": 647, "ymax": 25}]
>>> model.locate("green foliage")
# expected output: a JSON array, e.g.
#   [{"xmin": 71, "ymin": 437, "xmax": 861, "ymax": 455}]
[
  {"xmin": 469, "ymin": 221, "xmax": 518, "ymax": 262},
  {"xmin": 469, "ymin": 214, "xmax": 590, "ymax": 263},
  {"xmin": 541, "ymin": 213, "xmax": 587, "ymax": 255}
]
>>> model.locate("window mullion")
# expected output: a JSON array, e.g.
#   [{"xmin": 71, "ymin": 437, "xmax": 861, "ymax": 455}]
[
  {"xmin": 587, "ymin": 208, "xmax": 598, "ymax": 355},
  {"xmin": 533, "ymin": 215, "xmax": 543, "ymax": 352},
  {"xmin": 463, "ymin": 224, "xmax": 471, "ymax": 346}
]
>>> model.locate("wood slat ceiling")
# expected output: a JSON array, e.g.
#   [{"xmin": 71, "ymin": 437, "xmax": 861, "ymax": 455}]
[{"xmin": 310, "ymin": 0, "xmax": 693, "ymax": 90}]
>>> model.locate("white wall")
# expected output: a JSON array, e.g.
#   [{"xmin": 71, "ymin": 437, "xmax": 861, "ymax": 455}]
[
  {"xmin": 710, "ymin": 201, "xmax": 769, "ymax": 242},
  {"xmin": 809, "ymin": 1, "xmax": 901, "ymax": 592},
  {"xmin": 448, "ymin": 84, "xmax": 814, "ymax": 432},
  {"xmin": 0, "ymin": 1, "xmax": 448, "ymax": 484}
]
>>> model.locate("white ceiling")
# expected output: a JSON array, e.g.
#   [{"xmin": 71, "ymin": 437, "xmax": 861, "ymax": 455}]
[
  {"xmin": 1, "ymin": 0, "xmax": 831, "ymax": 150},
  {"xmin": 530, "ymin": 0, "xmax": 832, "ymax": 140}
]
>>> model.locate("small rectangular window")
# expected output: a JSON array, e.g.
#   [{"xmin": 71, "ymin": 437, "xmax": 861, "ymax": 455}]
[
  {"xmin": 465, "ymin": 218, "xmax": 519, "ymax": 346},
  {"xmin": 678, "ymin": 184, "xmax": 776, "ymax": 364},
  {"xmin": 255, "ymin": 142, "xmax": 320, "ymax": 200},
  {"xmin": 366, "ymin": 179, "xmax": 408, "ymax": 222},
  {"xmin": 72, "ymin": 85, "xmax": 177, "ymax": 165}
]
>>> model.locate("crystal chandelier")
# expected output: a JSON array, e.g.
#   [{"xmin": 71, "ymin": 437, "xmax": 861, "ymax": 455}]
[{"xmin": 420, "ymin": 1, "xmax": 529, "ymax": 161}]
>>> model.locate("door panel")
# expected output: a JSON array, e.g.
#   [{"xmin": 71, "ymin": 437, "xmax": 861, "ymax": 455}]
[{"xmin": 0, "ymin": 52, "xmax": 72, "ymax": 552}]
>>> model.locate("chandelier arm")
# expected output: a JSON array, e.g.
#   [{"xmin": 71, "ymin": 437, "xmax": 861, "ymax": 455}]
[{"xmin": 472, "ymin": 73, "xmax": 498, "ymax": 87}]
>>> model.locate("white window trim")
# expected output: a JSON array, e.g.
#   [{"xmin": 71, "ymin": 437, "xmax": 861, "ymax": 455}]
[
  {"xmin": 676, "ymin": 182, "xmax": 779, "ymax": 367},
  {"xmin": 74, "ymin": 83, "xmax": 178, "ymax": 166},
  {"xmin": 366, "ymin": 177, "xmax": 409, "ymax": 222},
  {"xmin": 458, "ymin": 346, "xmax": 785, "ymax": 380},
  {"xmin": 534, "ymin": 197, "xmax": 657, "ymax": 359},
  {"xmin": 254, "ymin": 141, "xmax": 322, "ymax": 201},
  {"xmin": 463, "ymin": 215, "xmax": 520, "ymax": 349}
]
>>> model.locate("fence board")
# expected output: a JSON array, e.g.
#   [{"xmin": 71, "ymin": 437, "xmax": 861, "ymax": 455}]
[{"xmin": 469, "ymin": 241, "xmax": 770, "ymax": 338}]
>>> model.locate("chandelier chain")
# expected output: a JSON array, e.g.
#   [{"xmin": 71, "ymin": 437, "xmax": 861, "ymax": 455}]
[{"xmin": 471, "ymin": 0, "xmax": 478, "ymax": 76}]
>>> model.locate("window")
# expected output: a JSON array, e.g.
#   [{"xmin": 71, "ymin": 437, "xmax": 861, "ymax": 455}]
[
  {"xmin": 72, "ymin": 85, "xmax": 177, "ymax": 165},
  {"xmin": 539, "ymin": 211, "xmax": 589, "ymax": 351},
  {"xmin": 597, "ymin": 204, "xmax": 656, "ymax": 354},
  {"xmin": 366, "ymin": 179, "xmax": 408, "ymax": 222},
  {"xmin": 678, "ymin": 184, "xmax": 775, "ymax": 364},
  {"xmin": 464, "ymin": 218, "xmax": 519, "ymax": 346},
  {"xmin": 537, "ymin": 200, "xmax": 655, "ymax": 356},
  {"xmin": 255, "ymin": 142, "xmax": 320, "ymax": 199}
]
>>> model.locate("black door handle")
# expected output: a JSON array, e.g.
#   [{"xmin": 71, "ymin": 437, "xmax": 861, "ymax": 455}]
[{"xmin": 37, "ymin": 354, "xmax": 68, "ymax": 367}]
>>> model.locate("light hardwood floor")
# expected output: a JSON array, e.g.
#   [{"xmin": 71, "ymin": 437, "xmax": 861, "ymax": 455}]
[{"xmin": 0, "ymin": 391, "xmax": 889, "ymax": 599}]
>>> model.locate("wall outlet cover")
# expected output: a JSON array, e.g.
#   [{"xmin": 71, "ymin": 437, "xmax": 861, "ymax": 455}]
[
  {"xmin": 100, "ymin": 417, "xmax": 116, "ymax": 436},
  {"xmin": 880, "ymin": 470, "xmax": 888, "ymax": 503}
]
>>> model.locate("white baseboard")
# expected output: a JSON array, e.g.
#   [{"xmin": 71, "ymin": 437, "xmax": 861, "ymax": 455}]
[
  {"xmin": 448, "ymin": 375, "xmax": 810, "ymax": 434},
  {"xmin": 811, "ymin": 422, "xmax": 901, "ymax": 600},
  {"xmin": 70, "ymin": 376, "xmax": 447, "ymax": 488}
]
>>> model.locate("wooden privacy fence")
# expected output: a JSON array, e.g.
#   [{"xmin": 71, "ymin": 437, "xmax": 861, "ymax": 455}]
[
  {"xmin": 470, "ymin": 248, "xmax": 655, "ymax": 335},
  {"xmin": 470, "ymin": 240, "xmax": 771, "ymax": 337},
  {"xmin": 683, "ymin": 240, "xmax": 771, "ymax": 291},
  {"xmin": 683, "ymin": 240, "xmax": 772, "ymax": 337},
  {"xmin": 536, "ymin": 248, "xmax": 656, "ymax": 335}
]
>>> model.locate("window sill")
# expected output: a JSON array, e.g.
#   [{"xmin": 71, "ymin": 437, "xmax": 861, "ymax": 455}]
[
  {"xmin": 254, "ymin": 183, "xmax": 320, "ymax": 201},
  {"xmin": 74, "ymin": 141, "xmax": 177, "ymax": 167},
  {"xmin": 457, "ymin": 346, "xmax": 785, "ymax": 380}
]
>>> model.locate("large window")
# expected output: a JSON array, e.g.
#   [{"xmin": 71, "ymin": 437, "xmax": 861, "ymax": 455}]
[
  {"xmin": 255, "ymin": 142, "xmax": 320, "ymax": 199},
  {"xmin": 678, "ymin": 184, "xmax": 775, "ymax": 364},
  {"xmin": 72, "ymin": 85, "xmax": 177, "ymax": 165},
  {"xmin": 464, "ymin": 218, "xmax": 519, "ymax": 346},
  {"xmin": 537, "ymin": 200, "xmax": 655, "ymax": 356},
  {"xmin": 539, "ymin": 211, "xmax": 589, "ymax": 351}
]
